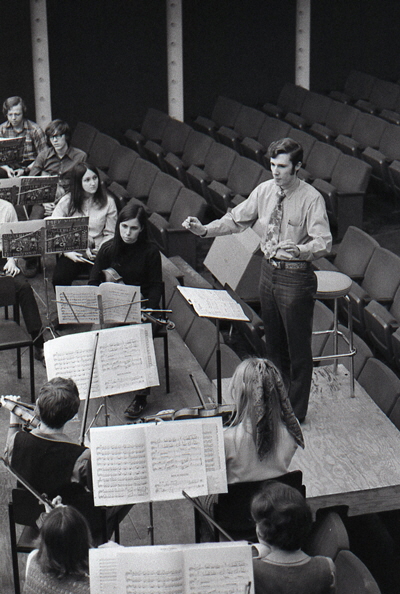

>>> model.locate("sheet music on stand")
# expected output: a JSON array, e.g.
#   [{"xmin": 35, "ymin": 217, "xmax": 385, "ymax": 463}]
[
  {"xmin": 89, "ymin": 541, "xmax": 254, "ymax": 594},
  {"xmin": 177, "ymin": 286, "xmax": 249, "ymax": 321},
  {"xmin": 0, "ymin": 175, "xmax": 59, "ymax": 205},
  {"xmin": 55, "ymin": 284, "xmax": 141, "ymax": 324},
  {"xmin": 44, "ymin": 324, "xmax": 159, "ymax": 399},
  {"xmin": 0, "ymin": 219, "xmax": 45, "ymax": 257},
  {"xmin": 0, "ymin": 137, "xmax": 25, "ymax": 166},
  {"xmin": 45, "ymin": 216, "xmax": 89, "ymax": 253},
  {"xmin": 89, "ymin": 416, "xmax": 227, "ymax": 506}
]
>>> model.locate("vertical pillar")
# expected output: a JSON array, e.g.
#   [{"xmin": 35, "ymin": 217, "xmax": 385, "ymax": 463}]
[
  {"xmin": 295, "ymin": 0, "xmax": 311, "ymax": 89},
  {"xmin": 166, "ymin": 0, "xmax": 184, "ymax": 121},
  {"xmin": 30, "ymin": 0, "xmax": 52, "ymax": 129}
]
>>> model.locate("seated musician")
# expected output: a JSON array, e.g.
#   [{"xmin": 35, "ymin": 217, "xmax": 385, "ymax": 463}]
[
  {"xmin": 0, "ymin": 197, "xmax": 45, "ymax": 363},
  {"xmin": 224, "ymin": 358, "xmax": 304, "ymax": 484},
  {"xmin": 3, "ymin": 377, "xmax": 127, "ymax": 542},
  {"xmin": 50, "ymin": 162, "xmax": 118, "ymax": 287},
  {"xmin": 24, "ymin": 504, "xmax": 91, "ymax": 594},
  {"xmin": 251, "ymin": 481, "xmax": 336, "ymax": 594},
  {"xmin": 88, "ymin": 201, "xmax": 163, "ymax": 420},
  {"xmin": 0, "ymin": 96, "xmax": 46, "ymax": 179}
]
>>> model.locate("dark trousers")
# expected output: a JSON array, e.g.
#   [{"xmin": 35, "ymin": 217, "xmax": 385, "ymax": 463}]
[
  {"xmin": 52, "ymin": 255, "xmax": 91, "ymax": 287},
  {"xmin": 259, "ymin": 259, "xmax": 317, "ymax": 421}
]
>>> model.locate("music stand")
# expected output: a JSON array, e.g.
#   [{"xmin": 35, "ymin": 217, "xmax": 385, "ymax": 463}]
[{"xmin": 0, "ymin": 137, "xmax": 25, "ymax": 167}]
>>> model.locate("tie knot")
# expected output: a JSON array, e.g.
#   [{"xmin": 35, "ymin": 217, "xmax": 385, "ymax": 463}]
[{"xmin": 277, "ymin": 188, "xmax": 286, "ymax": 203}]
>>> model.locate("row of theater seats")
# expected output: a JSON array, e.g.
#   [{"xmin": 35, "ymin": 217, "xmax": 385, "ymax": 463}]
[
  {"xmin": 191, "ymin": 97, "xmax": 371, "ymax": 238},
  {"xmin": 71, "ymin": 122, "xmax": 209, "ymax": 267}
]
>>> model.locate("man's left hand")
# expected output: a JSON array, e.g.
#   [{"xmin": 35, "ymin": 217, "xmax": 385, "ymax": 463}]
[{"xmin": 277, "ymin": 241, "xmax": 300, "ymax": 259}]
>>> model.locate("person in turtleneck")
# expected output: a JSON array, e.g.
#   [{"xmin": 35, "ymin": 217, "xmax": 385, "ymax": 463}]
[{"xmin": 88, "ymin": 200, "xmax": 163, "ymax": 419}]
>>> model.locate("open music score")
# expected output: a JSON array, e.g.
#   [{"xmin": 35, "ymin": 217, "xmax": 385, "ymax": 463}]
[
  {"xmin": 90, "ymin": 417, "xmax": 227, "ymax": 506},
  {"xmin": 0, "ymin": 137, "xmax": 25, "ymax": 165},
  {"xmin": 55, "ymin": 284, "xmax": 141, "ymax": 325},
  {"xmin": 0, "ymin": 175, "xmax": 58, "ymax": 205},
  {"xmin": 89, "ymin": 542, "xmax": 254, "ymax": 594},
  {"xmin": 0, "ymin": 216, "xmax": 89, "ymax": 257},
  {"xmin": 44, "ymin": 324, "xmax": 159, "ymax": 399},
  {"xmin": 177, "ymin": 286, "xmax": 249, "ymax": 321}
]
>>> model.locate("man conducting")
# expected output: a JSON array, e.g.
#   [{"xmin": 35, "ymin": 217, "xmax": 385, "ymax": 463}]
[{"xmin": 183, "ymin": 138, "xmax": 332, "ymax": 422}]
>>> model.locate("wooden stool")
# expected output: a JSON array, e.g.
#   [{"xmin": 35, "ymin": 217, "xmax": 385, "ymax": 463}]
[{"xmin": 313, "ymin": 271, "xmax": 356, "ymax": 396}]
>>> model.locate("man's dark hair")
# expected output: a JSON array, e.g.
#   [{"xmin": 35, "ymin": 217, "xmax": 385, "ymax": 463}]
[
  {"xmin": 45, "ymin": 119, "xmax": 71, "ymax": 146},
  {"xmin": 267, "ymin": 138, "xmax": 303, "ymax": 169},
  {"xmin": 251, "ymin": 480, "xmax": 312, "ymax": 551},
  {"xmin": 37, "ymin": 377, "xmax": 80, "ymax": 429}
]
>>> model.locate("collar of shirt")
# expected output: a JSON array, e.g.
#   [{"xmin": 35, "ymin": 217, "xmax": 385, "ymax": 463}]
[
  {"xmin": 273, "ymin": 176, "xmax": 300, "ymax": 200},
  {"xmin": 4, "ymin": 118, "xmax": 29, "ymax": 132}
]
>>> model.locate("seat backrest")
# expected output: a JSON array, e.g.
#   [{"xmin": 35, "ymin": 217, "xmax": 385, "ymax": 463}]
[
  {"xmin": 344, "ymin": 70, "xmax": 376, "ymax": 101},
  {"xmin": 126, "ymin": 158, "xmax": 159, "ymax": 199},
  {"xmin": 182, "ymin": 130, "xmax": 214, "ymax": 167},
  {"xmin": 351, "ymin": 112, "xmax": 387, "ymax": 149},
  {"xmin": 305, "ymin": 141, "xmax": 341, "ymax": 180},
  {"xmin": 330, "ymin": 153, "xmax": 371, "ymax": 193},
  {"xmin": 204, "ymin": 343, "xmax": 241, "ymax": 380},
  {"xmin": 378, "ymin": 123, "xmax": 400, "ymax": 161},
  {"xmin": 168, "ymin": 287, "xmax": 196, "ymax": 340},
  {"xmin": 88, "ymin": 133, "xmax": 119, "ymax": 170},
  {"xmin": 277, "ymin": 83, "xmax": 308, "ymax": 114},
  {"xmin": 168, "ymin": 188, "xmax": 207, "ymax": 228},
  {"xmin": 185, "ymin": 316, "xmax": 222, "ymax": 370},
  {"xmin": 289, "ymin": 128, "xmax": 317, "ymax": 163},
  {"xmin": 211, "ymin": 96, "xmax": 242, "ymax": 128},
  {"xmin": 140, "ymin": 108, "xmax": 170, "ymax": 141},
  {"xmin": 335, "ymin": 550, "xmax": 381, "ymax": 594},
  {"xmin": 299, "ymin": 91, "xmax": 332, "ymax": 126},
  {"xmin": 146, "ymin": 172, "xmax": 183, "ymax": 215},
  {"xmin": 161, "ymin": 118, "xmax": 192, "ymax": 155},
  {"xmin": 368, "ymin": 78, "xmax": 400, "ymax": 111},
  {"xmin": 304, "ymin": 511, "xmax": 349, "ymax": 560},
  {"xmin": 233, "ymin": 105, "xmax": 265, "ymax": 139},
  {"xmin": 107, "ymin": 145, "xmax": 139, "ymax": 186},
  {"xmin": 325, "ymin": 101, "xmax": 359, "ymax": 137},
  {"xmin": 257, "ymin": 116, "xmax": 292, "ymax": 150},
  {"xmin": 71, "ymin": 122, "xmax": 98, "ymax": 154},
  {"xmin": 358, "ymin": 357, "xmax": 400, "ymax": 415},
  {"xmin": 334, "ymin": 226, "xmax": 379, "ymax": 280},
  {"xmin": 227, "ymin": 156, "xmax": 265, "ymax": 197},
  {"xmin": 362, "ymin": 247, "xmax": 400, "ymax": 302},
  {"xmin": 204, "ymin": 143, "xmax": 237, "ymax": 182}
]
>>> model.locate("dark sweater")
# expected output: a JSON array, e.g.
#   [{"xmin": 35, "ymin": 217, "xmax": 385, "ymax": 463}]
[{"xmin": 88, "ymin": 239, "xmax": 162, "ymax": 310}]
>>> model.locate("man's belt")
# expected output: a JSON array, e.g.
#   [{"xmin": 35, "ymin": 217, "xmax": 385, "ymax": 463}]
[{"xmin": 267, "ymin": 258, "xmax": 311, "ymax": 270}]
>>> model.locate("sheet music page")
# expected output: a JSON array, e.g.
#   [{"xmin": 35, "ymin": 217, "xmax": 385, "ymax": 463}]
[
  {"xmin": 89, "ymin": 547, "xmax": 120, "ymax": 594},
  {"xmin": 177, "ymin": 286, "xmax": 249, "ymax": 321},
  {"xmin": 118, "ymin": 547, "xmax": 184, "ymax": 594},
  {"xmin": 45, "ymin": 216, "xmax": 89, "ymax": 253},
  {"xmin": 90, "ymin": 425, "xmax": 151, "ymax": 506},
  {"xmin": 183, "ymin": 542, "xmax": 254, "ymax": 594},
  {"xmin": 0, "ymin": 177, "xmax": 21, "ymax": 205},
  {"xmin": 44, "ymin": 331, "xmax": 102, "ymax": 399},
  {"xmin": 100, "ymin": 283, "xmax": 141, "ymax": 323},
  {"xmin": 147, "ymin": 420, "xmax": 208, "ymax": 501},
  {"xmin": 19, "ymin": 175, "xmax": 58, "ymax": 205},
  {"xmin": 0, "ymin": 219, "xmax": 45, "ymax": 257},
  {"xmin": 56, "ymin": 285, "xmax": 100, "ymax": 324},
  {"xmin": 200, "ymin": 417, "xmax": 228, "ymax": 494}
]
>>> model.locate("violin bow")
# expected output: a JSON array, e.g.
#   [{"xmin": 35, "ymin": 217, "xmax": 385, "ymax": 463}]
[
  {"xmin": 2, "ymin": 456, "xmax": 55, "ymax": 509},
  {"xmin": 79, "ymin": 331, "xmax": 100, "ymax": 446},
  {"xmin": 182, "ymin": 490, "xmax": 234, "ymax": 542},
  {"xmin": 189, "ymin": 373, "xmax": 215, "ymax": 408}
]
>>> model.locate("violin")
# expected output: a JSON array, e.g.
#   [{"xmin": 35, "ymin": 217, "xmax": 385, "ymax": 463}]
[{"xmin": 0, "ymin": 395, "xmax": 39, "ymax": 429}]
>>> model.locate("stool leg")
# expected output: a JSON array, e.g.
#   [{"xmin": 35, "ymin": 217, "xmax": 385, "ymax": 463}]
[
  {"xmin": 346, "ymin": 295, "xmax": 355, "ymax": 397},
  {"xmin": 333, "ymin": 297, "xmax": 339, "ymax": 374}
]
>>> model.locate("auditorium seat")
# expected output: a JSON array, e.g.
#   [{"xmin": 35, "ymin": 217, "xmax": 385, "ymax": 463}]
[
  {"xmin": 100, "ymin": 145, "xmax": 139, "ymax": 186},
  {"xmin": 320, "ymin": 324, "xmax": 373, "ymax": 379},
  {"xmin": 304, "ymin": 511, "xmax": 349, "ymax": 560},
  {"xmin": 206, "ymin": 156, "xmax": 266, "ymax": 216},
  {"xmin": 334, "ymin": 115, "xmax": 386, "ymax": 165},
  {"xmin": 193, "ymin": 96, "xmax": 242, "ymax": 138},
  {"xmin": 185, "ymin": 316, "xmax": 224, "ymax": 370},
  {"xmin": 125, "ymin": 158, "xmax": 160, "ymax": 200},
  {"xmin": 329, "ymin": 70, "xmax": 376, "ymax": 104},
  {"xmin": 241, "ymin": 116, "xmax": 292, "ymax": 164},
  {"xmin": 169, "ymin": 255, "xmax": 213, "ymax": 289},
  {"xmin": 223, "ymin": 284, "xmax": 265, "ymax": 358},
  {"xmin": 288, "ymin": 128, "xmax": 317, "ymax": 165},
  {"xmin": 335, "ymin": 550, "xmax": 381, "ymax": 594},
  {"xmin": 71, "ymin": 122, "xmax": 98, "ymax": 155},
  {"xmin": 144, "ymin": 118, "xmax": 192, "ymax": 169},
  {"xmin": 124, "ymin": 108, "xmax": 170, "ymax": 156},
  {"xmin": 164, "ymin": 130, "xmax": 214, "ymax": 184},
  {"xmin": 87, "ymin": 133, "xmax": 120, "ymax": 171},
  {"xmin": 362, "ymin": 123, "xmax": 400, "ymax": 190},
  {"xmin": 355, "ymin": 78, "xmax": 400, "ymax": 115},
  {"xmin": 148, "ymin": 187, "xmax": 207, "ymax": 267},
  {"xmin": 262, "ymin": 83, "xmax": 308, "ymax": 119},
  {"xmin": 186, "ymin": 143, "xmax": 237, "ymax": 199},
  {"xmin": 145, "ymin": 172, "xmax": 184, "ymax": 217},
  {"xmin": 216, "ymin": 105, "xmax": 266, "ymax": 153},
  {"xmin": 358, "ymin": 357, "xmax": 400, "ymax": 416},
  {"xmin": 284, "ymin": 91, "xmax": 332, "ymax": 130},
  {"xmin": 310, "ymin": 101, "xmax": 359, "ymax": 144},
  {"xmin": 204, "ymin": 343, "xmax": 241, "ymax": 381},
  {"xmin": 389, "ymin": 397, "xmax": 400, "ymax": 431},
  {"xmin": 313, "ymin": 226, "xmax": 379, "ymax": 282},
  {"xmin": 168, "ymin": 287, "xmax": 196, "ymax": 340},
  {"xmin": 343, "ymin": 247, "xmax": 400, "ymax": 335},
  {"xmin": 312, "ymin": 153, "xmax": 372, "ymax": 238},
  {"xmin": 299, "ymin": 141, "xmax": 341, "ymax": 183},
  {"xmin": 363, "ymin": 285, "xmax": 400, "ymax": 363}
]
